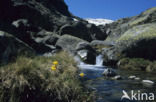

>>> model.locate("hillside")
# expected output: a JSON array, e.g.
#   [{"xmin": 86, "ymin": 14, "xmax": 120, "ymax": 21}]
[{"xmin": 0, "ymin": 0, "xmax": 156, "ymax": 102}]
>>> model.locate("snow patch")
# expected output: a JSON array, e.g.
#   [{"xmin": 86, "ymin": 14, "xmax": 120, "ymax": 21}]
[
  {"xmin": 73, "ymin": 18, "xmax": 79, "ymax": 22},
  {"xmin": 85, "ymin": 18, "xmax": 113, "ymax": 26}
]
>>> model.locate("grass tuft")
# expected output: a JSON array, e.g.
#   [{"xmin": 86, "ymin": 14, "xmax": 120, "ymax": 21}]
[
  {"xmin": 0, "ymin": 51, "xmax": 94, "ymax": 102},
  {"xmin": 118, "ymin": 58, "xmax": 151, "ymax": 71}
]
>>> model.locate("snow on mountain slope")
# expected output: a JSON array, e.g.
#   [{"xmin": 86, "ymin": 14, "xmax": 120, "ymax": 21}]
[{"xmin": 85, "ymin": 18, "xmax": 113, "ymax": 26}]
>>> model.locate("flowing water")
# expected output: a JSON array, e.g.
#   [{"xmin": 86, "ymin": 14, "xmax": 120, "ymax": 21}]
[
  {"xmin": 96, "ymin": 55, "xmax": 104, "ymax": 66},
  {"xmin": 78, "ymin": 55, "xmax": 156, "ymax": 102}
]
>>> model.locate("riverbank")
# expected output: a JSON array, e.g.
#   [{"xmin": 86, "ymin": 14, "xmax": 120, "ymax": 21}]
[{"xmin": 0, "ymin": 51, "xmax": 94, "ymax": 102}]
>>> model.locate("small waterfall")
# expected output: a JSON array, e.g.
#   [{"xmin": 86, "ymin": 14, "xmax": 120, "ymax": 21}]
[
  {"xmin": 77, "ymin": 54, "xmax": 105, "ymax": 71},
  {"xmin": 96, "ymin": 54, "xmax": 104, "ymax": 66}
]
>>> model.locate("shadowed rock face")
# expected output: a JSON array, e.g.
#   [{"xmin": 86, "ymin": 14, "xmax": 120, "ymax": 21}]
[
  {"xmin": 0, "ymin": 0, "xmax": 71, "ymax": 30},
  {"xmin": 0, "ymin": 0, "xmax": 107, "ymax": 64},
  {"xmin": 35, "ymin": 0, "xmax": 71, "ymax": 16},
  {"xmin": 0, "ymin": 0, "xmax": 106, "ymax": 42},
  {"xmin": 0, "ymin": 31, "xmax": 35, "ymax": 64}
]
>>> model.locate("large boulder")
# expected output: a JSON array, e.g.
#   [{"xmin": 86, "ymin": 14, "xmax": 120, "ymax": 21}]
[
  {"xmin": 90, "ymin": 40, "xmax": 115, "ymax": 53},
  {"xmin": 77, "ymin": 50, "xmax": 96, "ymax": 64},
  {"xmin": 11, "ymin": 19, "xmax": 61, "ymax": 53},
  {"xmin": 56, "ymin": 35, "xmax": 96, "ymax": 64},
  {"xmin": 59, "ymin": 21, "xmax": 106, "ymax": 41},
  {"xmin": 101, "ymin": 47, "xmax": 119, "ymax": 66},
  {"xmin": 116, "ymin": 23, "xmax": 156, "ymax": 60},
  {"xmin": 91, "ymin": 40, "xmax": 115, "ymax": 47},
  {"xmin": 0, "ymin": 31, "xmax": 34, "ymax": 63},
  {"xmin": 76, "ymin": 42, "xmax": 96, "ymax": 64},
  {"xmin": 56, "ymin": 34, "xmax": 87, "ymax": 53},
  {"xmin": 76, "ymin": 42, "xmax": 96, "ymax": 52}
]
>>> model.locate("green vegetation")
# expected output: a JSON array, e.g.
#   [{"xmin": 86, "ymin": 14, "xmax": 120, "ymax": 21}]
[
  {"xmin": 129, "ymin": 7, "xmax": 156, "ymax": 26},
  {"xmin": 118, "ymin": 58, "xmax": 153, "ymax": 71},
  {"xmin": 146, "ymin": 61, "xmax": 156, "ymax": 72},
  {"xmin": 117, "ymin": 24, "xmax": 156, "ymax": 43},
  {"xmin": 129, "ymin": 16, "xmax": 148, "ymax": 26},
  {"xmin": 0, "ymin": 51, "xmax": 94, "ymax": 102},
  {"xmin": 142, "ymin": 7, "xmax": 156, "ymax": 15}
]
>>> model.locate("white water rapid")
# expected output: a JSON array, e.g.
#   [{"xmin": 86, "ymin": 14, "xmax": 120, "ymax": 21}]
[{"xmin": 76, "ymin": 54, "xmax": 105, "ymax": 70}]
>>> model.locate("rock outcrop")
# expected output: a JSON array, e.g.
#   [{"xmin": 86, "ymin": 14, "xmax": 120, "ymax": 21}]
[
  {"xmin": 0, "ymin": 0, "xmax": 106, "ymax": 42},
  {"xmin": 0, "ymin": 0, "xmax": 106, "ymax": 64},
  {"xmin": 56, "ymin": 34, "xmax": 86, "ymax": 53},
  {"xmin": 0, "ymin": 31, "xmax": 34, "ymax": 63},
  {"xmin": 76, "ymin": 42, "xmax": 96, "ymax": 64},
  {"xmin": 100, "ymin": 7, "xmax": 156, "ymax": 66}
]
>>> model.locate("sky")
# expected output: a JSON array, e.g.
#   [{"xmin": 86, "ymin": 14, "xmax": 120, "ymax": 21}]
[{"xmin": 64, "ymin": 0, "xmax": 156, "ymax": 20}]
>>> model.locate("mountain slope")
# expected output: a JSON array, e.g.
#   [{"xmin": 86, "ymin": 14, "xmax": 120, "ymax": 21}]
[{"xmin": 100, "ymin": 7, "xmax": 156, "ymax": 67}]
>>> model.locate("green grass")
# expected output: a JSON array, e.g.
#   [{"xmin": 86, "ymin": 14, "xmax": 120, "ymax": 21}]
[
  {"xmin": 117, "ymin": 24, "xmax": 156, "ymax": 43},
  {"xmin": 142, "ymin": 7, "xmax": 156, "ymax": 15},
  {"xmin": 0, "ymin": 51, "xmax": 94, "ymax": 102},
  {"xmin": 129, "ymin": 7, "xmax": 156, "ymax": 26},
  {"xmin": 146, "ymin": 61, "xmax": 156, "ymax": 72},
  {"xmin": 118, "ymin": 58, "xmax": 151, "ymax": 71},
  {"xmin": 129, "ymin": 16, "xmax": 148, "ymax": 26}
]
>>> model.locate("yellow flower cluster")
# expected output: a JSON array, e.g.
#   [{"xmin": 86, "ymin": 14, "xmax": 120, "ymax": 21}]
[
  {"xmin": 51, "ymin": 61, "xmax": 58, "ymax": 71},
  {"xmin": 79, "ymin": 73, "xmax": 85, "ymax": 77},
  {"xmin": 51, "ymin": 60, "xmax": 86, "ymax": 77}
]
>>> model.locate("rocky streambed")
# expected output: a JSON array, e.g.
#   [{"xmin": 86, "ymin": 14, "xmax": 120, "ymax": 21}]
[{"xmin": 78, "ymin": 58, "xmax": 156, "ymax": 102}]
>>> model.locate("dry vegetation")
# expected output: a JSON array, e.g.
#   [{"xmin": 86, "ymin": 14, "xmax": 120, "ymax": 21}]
[{"xmin": 0, "ymin": 51, "xmax": 94, "ymax": 102}]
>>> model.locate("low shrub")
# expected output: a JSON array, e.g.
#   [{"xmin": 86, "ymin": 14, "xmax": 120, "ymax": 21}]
[
  {"xmin": 146, "ymin": 61, "xmax": 156, "ymax": 72},
  {"xmin": 118, "ymin": 58, "xmax": 151, "ymax": 71}
]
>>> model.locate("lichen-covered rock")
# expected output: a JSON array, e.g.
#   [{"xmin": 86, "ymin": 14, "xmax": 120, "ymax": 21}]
[
  {"xmin": 56, "ymin": 34, "xmax": 86, "ymax": 53},
  {"xmin": 101, "ymin": 47, "xmax": 119, "ymax": 66},
  {"xmin": 116, "ymin": 23, "xmax": 156, "ymax": 60},
  {"xmin": 100, "ymin": 7, "xmax": 156, "ymax": 66},
  {"xmin": 59, "ymin": 21, "xmax": 106, "ymax": 41}
]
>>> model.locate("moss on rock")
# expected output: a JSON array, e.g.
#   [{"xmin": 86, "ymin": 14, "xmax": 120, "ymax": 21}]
[
  {"xmin": 118, "ymin": 58, "xmax": 151, "ymax": 71},
  {"xmin": 117, "ymin": 23, "xmax": 156, "ymax": 42}
]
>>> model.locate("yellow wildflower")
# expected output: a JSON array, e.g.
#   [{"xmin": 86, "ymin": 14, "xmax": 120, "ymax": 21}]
[
  {"xmin": 53, "ymin": 61, "xmax": 58, "ymax": 65},
  {"xmin": 79, "ymin": 73, "xmax": 85, "ymax": 77},
  {"xmin": 51, "ymin": 65, "xmax": 56, "ymax": 71}
]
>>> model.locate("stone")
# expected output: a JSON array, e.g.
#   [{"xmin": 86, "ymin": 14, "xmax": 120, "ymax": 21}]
[
  {"xmin": 76, "ymin": 42, "xmax": 95, "ymax": 52},
  {"xmin": 113, "ymin": 75, "xmax": 122, "ymax": 80},
  {"xmin": 76, "ymin": 42, "xmax": 96, "ymax": 64},
  {"xmin": 142, "ymin": 80, "xmax": 155, "ymax": 86},
  {"xmin": 77, "ymin": 50, "xmax": 96, "ymax": 64},
  {"xmin": 128, "ymin": 76, "xmax": 136, "ymax": 80},
  {"xmin": 56, "ymin": 34, "xmax": 86, "ymax": 53},
  {"xmin": 102, "ymin": 68, "xmax": 117, "ymax": 77},
  {"xmin": 135, "ymin": 77, "xmax": 140, "ymax": 80}
]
